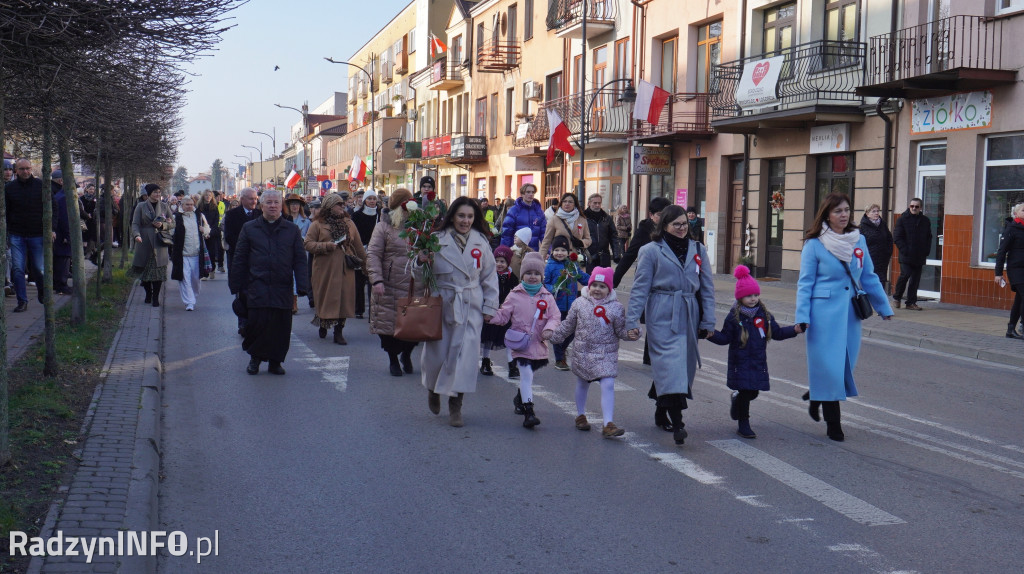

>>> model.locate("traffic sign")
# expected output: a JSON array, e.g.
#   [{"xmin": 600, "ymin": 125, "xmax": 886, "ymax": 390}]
[{"xmin": 321, "ymin": 179, "xmax": 333, "ymax": 191}]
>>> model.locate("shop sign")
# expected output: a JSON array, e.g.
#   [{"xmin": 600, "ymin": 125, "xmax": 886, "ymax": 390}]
[
  {"xmin": 735, "ymin": 56, "xmax": 785, "ymax": 110},
  {"xmin": 675, "ymin": 189, "xmax": 688, "ymax": 207},
  {"xmin": 809, "ymin": 124, "xmax": 850, "ymax": 154},
  {"xmin": 911, "ymin": 90, "xmax": 992, "ymax": 134},
  {"xmin": 631, "ymin": 146, "xmax": 672, "ymax": 175},
  {"xmin": 515, "ymin": 156, "xmax": 544, "ymax": 172},
  {"xmin": 450, "ymin": 135, "xmax": 487, "ymax": 162}
]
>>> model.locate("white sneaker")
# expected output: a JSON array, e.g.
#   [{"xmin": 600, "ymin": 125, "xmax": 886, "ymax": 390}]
[{"xmin": 185, "ymin": 305, "xmax": 194, "ymax": 311}]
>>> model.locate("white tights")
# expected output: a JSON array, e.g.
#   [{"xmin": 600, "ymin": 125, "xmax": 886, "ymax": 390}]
[
  {"xmin": 519, "ymin": 363, "xmax": 534, "ymax": 403},
  {"xmin": 575, "ymin": 377, "xmax": 616, "ymax": 425}
]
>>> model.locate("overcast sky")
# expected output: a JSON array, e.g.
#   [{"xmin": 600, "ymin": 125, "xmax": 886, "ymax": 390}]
[{"xmin": 178, "ymin": 0, "xmax": 411, "ymax": 177}]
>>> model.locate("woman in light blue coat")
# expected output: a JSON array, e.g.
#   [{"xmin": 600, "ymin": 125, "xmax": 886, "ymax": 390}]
[
  {"xmin": 627, "ymin": 205, "xmax": 716, "ymax": 446},
  {"xmin": 796, "ymin": 193, "xmax": 893, "ymax": 441}
]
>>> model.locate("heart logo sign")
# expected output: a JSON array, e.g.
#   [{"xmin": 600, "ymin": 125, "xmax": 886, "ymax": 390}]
[{"xmin": 752, "ymin": 61, "xmax": 770, "ymax": 86}]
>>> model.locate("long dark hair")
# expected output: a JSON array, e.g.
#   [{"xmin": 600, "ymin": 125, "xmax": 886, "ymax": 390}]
[
  {"xmin": 438, "ymin": 196, "xmax": 491, "ymax": 236},
  {"xmin": 804, "ymin": 192, "xmax": 857, "ymax": 240},
  {"xmin": 650, "ymin": 204, "xmax": 687, "ymax": 241},
  {"xmin": 559, "ymin": 192, "xmax": 579, "ymax": 211}
]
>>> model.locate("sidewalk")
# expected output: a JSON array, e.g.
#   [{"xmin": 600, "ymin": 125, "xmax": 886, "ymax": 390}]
[{"xmin": 27, "ymin": 276, "xmax": 162, "ymax": 574}]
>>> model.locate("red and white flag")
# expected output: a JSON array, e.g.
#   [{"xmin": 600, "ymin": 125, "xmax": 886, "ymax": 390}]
[
  {"xmin": 429, "ymin": 35, "xmax": 447, "ymax": 58},
  {"xmin": 348, "ymin": 155, "xmax": 366, "ymax": 182},
  {"xmin": 546, "ymin": 108, "xmax": 575, "ymax": 165},
  {"xmin": 284, "ymin": 170, "xmax": 301, "ymax": 189},
  {"xmin": 633, "ymin": 79, "xmax": 671, "ymax": 124}
]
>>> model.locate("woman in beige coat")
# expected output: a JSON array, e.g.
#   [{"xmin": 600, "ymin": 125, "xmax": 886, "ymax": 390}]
[
  {"xmin": 304, "ymin": 193, "xmax": 367, "ymax": 344},
  {"xmin": 416, "ymin": 196, "xmax": 499, "ymax": 427},
  {"xmin": 366, "ymin": 188, "xmax": 422, "ymax": 377},
  {"xmin": 538, "ymin": 192, "xmax": 591, "ymax": 259}
]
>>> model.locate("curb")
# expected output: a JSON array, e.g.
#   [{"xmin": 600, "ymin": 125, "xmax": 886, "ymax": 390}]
[{"xmin": 712, "ymin": 300, "xmax": 1024, "ymax": 369}]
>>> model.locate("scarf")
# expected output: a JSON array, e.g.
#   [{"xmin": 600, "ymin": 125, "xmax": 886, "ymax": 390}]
[
  {"xmin": 556, "ymin": 207, "xmax": 580, "ymax": 228},
  {"xmin": 738, "ymin": 304, "xmax": 759, "ymax": 319},
  {"xmin": 662, "ymin": 233, "xmax": 690, "ymax": 265},
  {"xmin": 522, "ymin": 282, "xmax": 541, "ymax": 296},
  {"xmin": 866, "ymin": 216, "xmax": 882, "ymax": 226},
  {"xmin": 818, "ymin": 226, "xmax": 861, "ymax": 262},
  {"xmin": 452, "ymin": 230, "xmax": 470, "ymax": 252},
  {"xmin": 359, "ymin": 206, "xmax": 378, "ymax": 217},
  {"xmin": 1015, "ymin": 218, "xmax": 1024, "ymax": 226},
  {"xmin": 324, "ymin": 212, "xmax": 348, "ymax": 241}
]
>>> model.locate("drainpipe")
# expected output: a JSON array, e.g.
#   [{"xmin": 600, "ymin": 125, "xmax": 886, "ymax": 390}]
[{"xmin": 877, "ymin": 97, "xmax": 893, "ymax": 223}]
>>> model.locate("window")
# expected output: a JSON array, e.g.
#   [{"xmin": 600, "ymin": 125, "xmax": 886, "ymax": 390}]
[
  {"xmin": 648, "ymin": 170, "xmax": 676, "ymax": 203},
  {"xmin": 490, "ymin": 93, "xmax": 499, "ymax": 139},
  {"xmin": 475, "ymin": 97, "xmax": 487, "ymax": 137},
  {"xmin": 574, "ymin": 54, "xmax": 583, "ymax": 93},
  {"xmin": 763, "ymin": 2, "xmax": 795, "ymax": 56},
  {"xmin": 613, "ymin": 38, "xmax": 631, "ymax": 100},
  {"xmin": 409, "ymin": 29, "xmax": 416, "ymax": 53},
  {"xmin": 696, "ymin": 21, "xmax": 721, "ymax": 94},
  {"xmin": 593, "ymin": 46, "xmax": 608, "ymax": 129},
  {"xmin": 824, "ymin": 0, "xmax": 859, "ymax": 69},
  {"xmin": 983, "ymin": 134, "xmax": 1024, "ymax": 263},
  {"xmin": 546, "ymin": 72, "xmax": 562, "ymax": 102},
  {"xmin": 660, "ymin": 37, "xmax": 677, "ymax": 92},
  {"xmin": 506, "ymin": 87, "xmax": 515, "ymax": 135},
  {"xmin": 525, "ymin": 0, "xmax": 534, "ymax": 40},
  {"xmin": 815, "ymin": 153, "xmax": 855, "ymax": 210},
  {"xmin": 509, "ymin": 4, "xmax": 518, "ymax": 42},
  {"xmin": 767, "ymin": 159, "xmax": 785, "ymax": 247},
  {"xmin": 477, "ymin": 23, "xmax": 485, "ymax": 61},
  {"xmin": 452, "ymin": 35, "xmax": 463, "ymax": 65}
]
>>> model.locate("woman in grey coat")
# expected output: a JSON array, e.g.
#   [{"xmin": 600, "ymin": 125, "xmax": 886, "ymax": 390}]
[
  {"xmin": 131, "ymin": 183, "xmax": 174, "ymax": 307},
  {"xmin": 627, "ymin": 205, "xmax": 716, "ymax": 446}
]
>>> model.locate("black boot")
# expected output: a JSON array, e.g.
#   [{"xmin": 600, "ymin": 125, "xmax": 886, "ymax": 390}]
[
  {"xmin": 151, "ymin": 281, "xmax": 161, "ymax": 307},
  {"xmin": 1006, "ymin": 322, "xmax": 1024, "ymax": 339},
  {"xmin": 267, "ymin": 361, "xmax": 286, "ymax": 375},
  {"xmin": 142, "ymin": 281, "xmax": 152, "ymax": 304},
  {"xmin": 388, "ymin": 352, "xmax": 403, "ymax": 377},
  {"xmin": 802, "ymin": 391, "xmax": 821, "ymax": 422},
  {"xmin": 479, "ymin": 357, "xmax": 494, "ymax": 376},
  {"xmin": 246, "ymin": 356, "xmax": 260, "ymax": 375},
  {"xmin": 507, "ymin": 360, "xmax": 520, "ymax": 379},
  {"xmin": 401, "ymin": 349, "xmax": 414, "ymax": 374},
  {"xmin": 513, "ymin": 389, "xmax": 525, "ymax": 415},
  {"xmin": 522, "ymin": 401, "xmax": 540, "ymax": 428},
  {"xmin": 822, "ymin": 401, "xmax": 845, "ymax": 442},
  {"xmin": 333, "ymin": 323, "xmax": 347, "ymax": 345},
  {"xmin": 654, "ymin": 407, "xmax": 673, "ymax": 432},
  {"xmin": 668, "ymin": 408, "xmax": 686, "ymax": 445}
]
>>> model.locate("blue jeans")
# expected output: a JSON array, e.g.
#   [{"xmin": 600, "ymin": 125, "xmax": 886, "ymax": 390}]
[{"xmin": 10, "ymin": 234, "xmax": 44, "ymax": 304}]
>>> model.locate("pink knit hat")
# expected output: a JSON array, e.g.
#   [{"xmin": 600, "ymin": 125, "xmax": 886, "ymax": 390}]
[
  {"xmin": 734, "ymin": 265, "xmax": 760, "ymax": 299},
  {"xmin": 520, "ymin": 252, "xmax": 545, "ymax": 277},
  {"xmin": 588, "ymin": 266, "xmax": 614, "ymax": 290}
]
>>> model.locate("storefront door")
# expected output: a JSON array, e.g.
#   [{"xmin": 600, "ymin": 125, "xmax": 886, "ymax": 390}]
[
  {"xmin": 727, "ymin": 158, "xmax": 745, "ymax": 270},
  {"xmin": 916, "ymin": 143, "xmax": 946, "ymax": 299}
]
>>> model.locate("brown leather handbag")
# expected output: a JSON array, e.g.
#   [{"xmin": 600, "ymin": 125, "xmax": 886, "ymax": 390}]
[{"xmin": 394, "ymin": 279, "xmax": 443, "ymax": 342}]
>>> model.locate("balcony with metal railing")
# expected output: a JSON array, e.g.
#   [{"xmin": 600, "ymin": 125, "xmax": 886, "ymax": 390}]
[
  {"xmin": 630, "ymin": 92, "xmax": 713, "ymax": 143},
  {"xmin": 477, "ymin": 40, "xmax": 521, "ymax": 73},
  {"xmin": 514, "ymin": 89, "xmax": 634, "ymax": 151},
  {"xmin": 427, "ymin": 57, "xmax": 464, "ymax": 91},
  {"xmin": 858, "ymin": 15, "xmax": 1015, "ymax": 99},
  {"xmin": 547, "ymin": 0, "xmax": 617, "ymax": 40},
  {"xmin": 710, "ymin": 39, "xmax": 866, "ymax": 133}
]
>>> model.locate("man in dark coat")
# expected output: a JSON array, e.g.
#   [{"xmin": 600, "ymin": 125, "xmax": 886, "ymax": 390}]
[
  {"xmin": 51, "ymin": 170, "xmax": 74, "ymax": 295},
  {"xmin": 860, "ymin": 204, "xmax": 894, "ymax": 293},
  {"xmin": 584, "ymin": 193, "xmax": 616, "ymax": 272},
  {"xmin": 892, "ymin": 197, "xmax": 932, "ymax": 310},
  {"xmin": 5, "ymin": 159, "xmax": 57, "ymax": 311},
  {"xmin": 228, "ymin": 190, "xmax": 310, "ymax": 375},
  {"xmin": 223, "ymin": 186, "xmax": 261, "ymax": 331},
  {"xmin": 613, "ymin": 196, "xmax": 671, "ymax": 288}
]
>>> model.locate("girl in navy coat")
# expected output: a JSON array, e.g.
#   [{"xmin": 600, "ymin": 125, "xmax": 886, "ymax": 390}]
[{"xmin": 707, "ymin": 265, "xmax": 803, "ymax": 438}]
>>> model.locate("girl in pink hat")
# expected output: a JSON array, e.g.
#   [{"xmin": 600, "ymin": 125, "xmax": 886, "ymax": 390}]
[
  {"xmin": 706, "ymin": 265, "xmax": 804, "ymax": 439},
  {"xmin": 551, "ymin": 267, "xmax": 639, "ymax": 438}
]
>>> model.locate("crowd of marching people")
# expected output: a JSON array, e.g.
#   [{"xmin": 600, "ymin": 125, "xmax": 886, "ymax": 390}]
[{"xmin": 9, "ymin": 156, "xmax": 1022, "ymax": 446}]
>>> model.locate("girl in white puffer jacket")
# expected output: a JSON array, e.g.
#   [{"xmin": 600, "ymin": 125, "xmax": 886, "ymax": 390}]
[{"xmin": 551, "ymin": 266, "xmax": 639, "ymax": 438}]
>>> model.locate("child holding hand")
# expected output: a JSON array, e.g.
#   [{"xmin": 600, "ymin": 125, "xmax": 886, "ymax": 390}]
[
  {"xmin": 487, "ymin": 252, "xmax": 560, "ymax": 428},
  {"xmin": 551, "ymin": 267, "xmax": 639, "ymax": 438},
  {"xmin": 706, "ymin": 265, "xmax": 803, "ymax": 439},
  {"xmin": 544, "ymin": 235, "xmax": 590, "ymax": 371},
  {"xmin": 480, "ymin": 245, "xmax": 520, "ymax": 378}
]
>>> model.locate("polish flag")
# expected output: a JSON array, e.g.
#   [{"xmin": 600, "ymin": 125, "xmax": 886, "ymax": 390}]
[
  {"xmin": 284, "ymin": 170, "xmax": 301, "ymax": 189},
  {"xmin": 546, "ymin": 108, "xmax": 575, "ymax": 165},
  {"xmin": 633, "ymin": 79, "xmax": 671, "ymax": 124},
  {"xmin": 348, "ymin": 155, "xmax": 366, "ymax": 182},
  {"xmin": 429, "ymin": 35, "xmax": 447, "ymax": 58}
]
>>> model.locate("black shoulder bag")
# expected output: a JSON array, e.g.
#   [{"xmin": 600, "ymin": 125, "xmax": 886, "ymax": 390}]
[{"xmin": 841, "ymin": 260, "xmax": 874, "ymax": 320}]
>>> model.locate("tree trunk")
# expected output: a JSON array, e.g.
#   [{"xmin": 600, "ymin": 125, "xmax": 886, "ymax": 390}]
[
  {"xmin": 120, "ymin": 173, "xmax": 131, "ymax": 268},
  {"xmin": 0, "ymin": 89, "xmax": 11, "ymax": 466},
  {"xmin": 94, "ymin": 144, "xmax": 103, "ymax": 299},
  {"xmin": 102, "ymin": 158, "xmax": 113, "ymax": 282},
  {"xmin": 42, "ymin": 105, "xmax": 57, "ymax": 376},
  {"xmin": 59, "ymin": 137, "xmax": 87, "ymax": 324}
]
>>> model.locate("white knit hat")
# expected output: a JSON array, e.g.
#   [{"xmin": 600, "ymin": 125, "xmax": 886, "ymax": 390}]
[{"xmin": 514, "ymin": 227, "xmax": 532, "ymax": 245}]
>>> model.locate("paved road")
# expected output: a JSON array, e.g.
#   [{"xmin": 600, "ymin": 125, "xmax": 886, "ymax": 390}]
[{"xmin": 158, "ymin": 275, "xmax": 1024, "ymax": 573}]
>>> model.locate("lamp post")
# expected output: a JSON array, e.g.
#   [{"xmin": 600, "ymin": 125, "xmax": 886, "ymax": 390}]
[
  {"xmin": 241, "ymin": 144, "xmax": 263, "ymax": 188},
  {"xmin": 233, "ymin": 154, "xmax": 251, "ymax": 186},
  {"xmin": 325, "ymin": 56, "xmax": 376, "ymax": 189},
  {"xmin": 250, "ymin": 129, "xmax": 277, "ymax": 188},
  {"xmin": 275, "ymin": 103, "xmax": 311, "ymax": 193},
  {"xmin": 373, "ymin": 136, "xmax": 404, "ymax": 192},
  {"xmin": 576, "ymin": 78, "xmax": 636, "ymax": 199}
]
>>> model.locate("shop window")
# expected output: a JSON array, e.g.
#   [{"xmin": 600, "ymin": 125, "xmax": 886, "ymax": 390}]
[
  {"xmin": 696, "ymin": 21, "xmax": 721, "ymax": 94},
  {"xmin": 768, "ymin": 159, "xmax": 785, "ymax": 247},
  {"xmin": 982, "ymin": 134, "xmax": 1024, "ymax": 263},
  {"xmin": 815, "ymin": 153, "xmax": 855, "ymax": 211},
  {"xmin": 648, "ymin": 170, "xmax": 676, "ymax": 204}
]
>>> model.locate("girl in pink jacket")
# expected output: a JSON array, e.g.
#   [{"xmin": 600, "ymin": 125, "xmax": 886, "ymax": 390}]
[
  {"xmin": 551, "ymin": 267, "xmax": 639, "ymax": 438},
  {"xmin": 488, "ymin": 252, "xmax": 560, "ymax": 428}
]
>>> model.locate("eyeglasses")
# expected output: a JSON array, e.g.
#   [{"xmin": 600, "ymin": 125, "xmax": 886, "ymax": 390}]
[
  {"xmin": 909, "ymin": 205, "xmax": 922, "ymax": 210},
  {"xmin": 669, "ymin": 221, "xmax": 689, "ymax": 230}
]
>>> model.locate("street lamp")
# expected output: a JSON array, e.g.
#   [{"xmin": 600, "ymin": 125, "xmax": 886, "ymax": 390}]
[
  {"xmin": 325, "ymin": 56, "xmax": 377, "ymax": 189},
  {"xmin": 373, "ymin": 136, "xmax": 404, "ymax": 191},
  {"xmin": 250, "ymin": 129, "xmax": 277, "ymax": 187},
  {"xmin": 241, "ymin": 144, "xmax": 263, "ymax": 188},
  {"xmin": 576, "ymin": 78, "xmax": 636, "ymax": 199},
  {"xmin": 275, "ymin": 103, "xmax": 311, "ymax": 192},
  {"xmin": 233, "ymin": 154, "xmax": 251, "ymax": 185}
]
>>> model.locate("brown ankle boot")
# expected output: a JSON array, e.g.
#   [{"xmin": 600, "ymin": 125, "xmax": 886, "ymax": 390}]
[
  {"xmin": 428, "ymin": 391, "xmax": 441, "ymax": 415},
  {"xmin": 575, "ymin": 414, "xmax": 591, "ymax": 431}
]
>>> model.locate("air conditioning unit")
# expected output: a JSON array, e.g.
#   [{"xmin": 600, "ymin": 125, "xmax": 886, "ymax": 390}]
[
  {"xmin": 408, "ymin": 109, "xmax": 418, "ymax": 121},
  {"xmin": 524, "ymin": 81, "xmax": 543, "ymax": 101}
]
